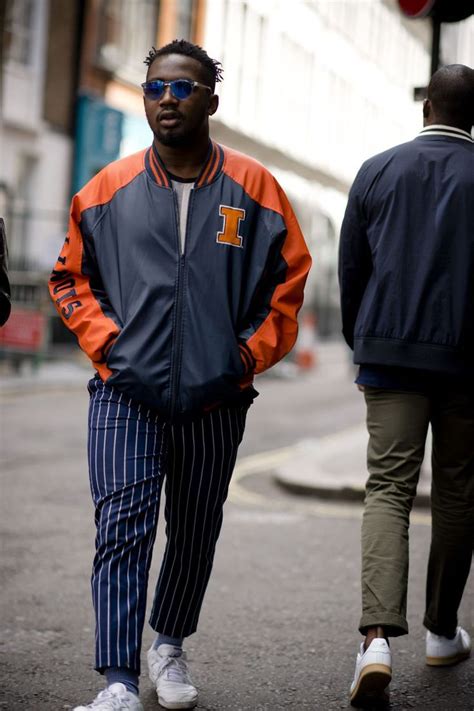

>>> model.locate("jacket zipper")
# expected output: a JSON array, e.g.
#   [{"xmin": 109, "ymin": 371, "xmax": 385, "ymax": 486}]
[{"xmin": 169, "ymin": 188, "xmax": 193, "ymax": 419}]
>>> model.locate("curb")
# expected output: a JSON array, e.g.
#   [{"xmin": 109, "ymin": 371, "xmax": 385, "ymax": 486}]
[
  {"xmin": 0, "ymin": 375, "xmax": 89, "ymax": 397},
  {"xmin": 0, "ymin": 381, "xmax": 87, "ymax": 397},
  {"xmin": 270, "ymin": 427, "xmax": 432, "ymax": 510},
  {"xmin": 273, "ymin": 471, "xmax": 432, "ymax": 509}
]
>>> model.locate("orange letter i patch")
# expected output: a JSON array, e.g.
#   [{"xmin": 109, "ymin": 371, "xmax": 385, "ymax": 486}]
[{"xmin": 217, "ymin": 205, "xmax": 245, "ymax": 248}]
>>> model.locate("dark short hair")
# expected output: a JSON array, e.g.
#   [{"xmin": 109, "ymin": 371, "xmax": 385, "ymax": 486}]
[
  {"xmin": 144, "ymin": 39, "xmax": 223, "ymax": 91},
  {"xmin": 428, "ymin": 64, "xmax": 474, "ymax": 129}
]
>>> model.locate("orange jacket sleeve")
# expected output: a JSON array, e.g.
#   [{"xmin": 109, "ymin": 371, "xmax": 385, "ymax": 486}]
[
  {"xmin": 48, "ymin": 194, "xmax": 120, "ymax": 381},
  {"xmin": 238, "ymin": 184, "xmax": 312, "ymax": 375}
]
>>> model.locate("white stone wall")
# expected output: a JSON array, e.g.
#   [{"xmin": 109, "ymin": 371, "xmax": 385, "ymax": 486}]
[
  {"xmin": 2, "ymin": 0, "xmax": 49, "ymax": 132},
  {"xmin": 442, "ymin": 14, "xmax": 474, "ymax": 66},
  {"xmin": 1, "ymin": 0, "xmax": 72, "ymax": 271},
  {"xmin": 27, "ymin": 132, "xmax": 73, "ymax": 271},
  {"xmin": 203, "ymin": 0, "xmax": 432, "ymax": 190}
]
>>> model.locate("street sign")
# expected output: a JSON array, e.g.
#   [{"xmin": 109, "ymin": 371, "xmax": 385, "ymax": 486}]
[
  {"xmin": 398, "ymin": 0, "xmax": 435, "ymax": 17},
  {"xmin": 398, "ymin": 0, "xmax": 474, "ymax": 21},
  {"xmin": 0, "ymin": 307, "xmax": 46, "ymax": 352}
]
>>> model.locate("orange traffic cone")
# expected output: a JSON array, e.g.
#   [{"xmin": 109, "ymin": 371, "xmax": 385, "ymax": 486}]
[{"xmin": 295, "ymin": 311, "xmax": 318, "ymax": 370}]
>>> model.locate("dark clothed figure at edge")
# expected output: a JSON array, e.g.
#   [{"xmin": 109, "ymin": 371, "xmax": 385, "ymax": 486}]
[{"xmin": 0, "ymin": 218, "xmax": 11, "ymax": 326}]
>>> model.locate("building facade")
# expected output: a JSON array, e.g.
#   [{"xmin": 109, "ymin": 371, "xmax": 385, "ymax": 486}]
[
  {"xmin": 202, "ymin": 0, "xmax": 473, "ymax": 330},
  {"xmin": 1, "ymin": 0, "xmax": 81, "ymax": 273},
  {"xmin": 1, "ymin": 0, "xmax": 472, "ymax": 343}
]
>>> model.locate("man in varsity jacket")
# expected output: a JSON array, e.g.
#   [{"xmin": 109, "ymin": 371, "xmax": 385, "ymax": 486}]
[
  {"xmin": 339, "ymin": 64, "xmax": 473, "ymax": 706},
  {"xmin": 49, "ymin": 40, "xmax": 311, "ymax": 711}
]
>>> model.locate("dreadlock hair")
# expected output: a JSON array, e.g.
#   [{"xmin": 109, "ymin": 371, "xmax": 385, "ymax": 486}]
[{"xmin": 144, "ymin": 39, "xmax": 223, "ymax": 92}]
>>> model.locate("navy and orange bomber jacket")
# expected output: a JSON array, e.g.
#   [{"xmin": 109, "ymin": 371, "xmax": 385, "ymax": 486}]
[{"xmin": 49, "ymin": 141, "xmax": 312, "ymax": 420}]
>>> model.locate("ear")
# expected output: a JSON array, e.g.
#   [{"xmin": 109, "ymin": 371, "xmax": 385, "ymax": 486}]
[
  {"xmin": 423, "ymin": 98, "xmax": 431, "ymax": 119},
  {"xmin": 208, "ymin": 93, "xmax": 219, "ymax": 116}
]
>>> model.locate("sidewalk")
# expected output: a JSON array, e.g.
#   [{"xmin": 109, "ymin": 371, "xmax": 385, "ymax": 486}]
[
  {"xmin": 266, "ymin": 341, "xmax": 432, "ymax": 509},
  {"xmin": 0, "ymin": 345, "xmax": 433, "ymax": 508},
  {"xmin": 273, "ymin": 425, "xmax": 432, "ymax": 508},
  {"xmin": 0, "ymin": 355, "xmax": 92, "ymax": 395}
]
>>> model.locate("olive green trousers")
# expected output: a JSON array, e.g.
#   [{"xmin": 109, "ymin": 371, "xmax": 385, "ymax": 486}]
[{"xmin": 360, "ymin": 387, "xmax": 474, "ymax": 637}]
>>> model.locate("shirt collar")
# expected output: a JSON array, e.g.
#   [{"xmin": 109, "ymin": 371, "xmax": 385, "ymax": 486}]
[
  {"xmin": 418, "ymin": 124, "xmax": 473, "ymax": 143},
  {"xmin": 145, "ymin": 140, "xmax": 225, "ymax": 188}
]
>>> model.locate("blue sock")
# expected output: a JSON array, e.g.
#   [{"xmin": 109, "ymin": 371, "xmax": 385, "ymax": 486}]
[
  {"xmin": 154, "ymin": 633, "xmax": 184, "ymax": 650},
  {"xmin": 105, "ymin": 667, "xmax": 139, "ymax": 696}
]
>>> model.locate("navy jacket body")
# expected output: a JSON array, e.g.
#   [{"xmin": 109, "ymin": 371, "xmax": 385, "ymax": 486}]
[
  {"xmin": 49, "ymin": 142, "xmax": 311, "ymax": 419},
  {"xmin": 339, "ymin": 125, "xmax": 474, "ymax": 376}
]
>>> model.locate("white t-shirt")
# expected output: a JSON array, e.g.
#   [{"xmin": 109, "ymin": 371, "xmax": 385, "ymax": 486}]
[{"xmin": 171, "ymin": 179, "xmax": 195, "ymax": 254}]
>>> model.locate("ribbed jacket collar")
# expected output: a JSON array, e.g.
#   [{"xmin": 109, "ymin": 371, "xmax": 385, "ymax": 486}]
[
  {"xmin": 145, "ymin": 140, "xmax": 225, "ymax": 187},
  {"xmin": 418, "ymin": 124, "xmax": 473, "ymax": 143}
]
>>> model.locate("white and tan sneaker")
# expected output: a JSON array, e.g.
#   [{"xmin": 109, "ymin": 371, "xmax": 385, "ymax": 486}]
[
  {"xmin": 73, "ymin": 683, "xmax": 143, "ymax": 710},
  {"xmin": 426, "ymin": 626, "xmax": 471, "ymax": 666},
  {"xmin": 350, "ymin": 637, "xmax": 392, "ymax": 706},
  {"xmin": 147, "ymin": 644, "xmax": 198, "ymax": 710}
]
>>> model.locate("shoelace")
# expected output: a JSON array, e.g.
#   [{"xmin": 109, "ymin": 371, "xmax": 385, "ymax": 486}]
[
  {"xmin": 153, "ymin": 654, "xmax": 192, "ymax": 685},
  {"xmin": 86, "ymin": 687, "xmax": 133, "ymax": 709}
]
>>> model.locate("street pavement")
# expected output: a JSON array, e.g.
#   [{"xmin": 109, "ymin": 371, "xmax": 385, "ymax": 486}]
[
  {"xmin": 0, "ymin": 346, "xmax": 432, "ymax": 505},
  {"xmin": 0, "ymin": 342, "xmax": 472, "ymax": 710}
]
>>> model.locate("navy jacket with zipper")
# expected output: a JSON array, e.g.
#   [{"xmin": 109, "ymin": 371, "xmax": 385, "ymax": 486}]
[
  {"xmin": 339, "ymin": 125, "xmax": 474, "ymax": 376},
  {"xmin": 49, "ymin": 141, "xmax": 311, "ymax": 419}
]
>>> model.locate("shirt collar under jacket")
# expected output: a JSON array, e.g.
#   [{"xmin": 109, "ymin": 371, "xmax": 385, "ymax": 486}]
[
  {"xmin": 145, "ymin": 139, "xmax": 225, "ymax": 188},
  {"xmin": 417, "ymin": 124, "xmax": 474, "ymax": 143}
]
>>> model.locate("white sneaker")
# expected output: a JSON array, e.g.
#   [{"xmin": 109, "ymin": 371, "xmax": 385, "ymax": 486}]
[
  {"xmin": 350, "ymin": 638, "xmax": 392, "ymax": 705},
  {"xmin": 147, "ymin": 644, "xmax": 198, "ymax": 709},
  {"xmin": 426, "ymin": 626, "xmax": 471, "ymax": 666},
  {"xmin": 73, "ymin": 683, "xmax": 143, "ymax": 710}
]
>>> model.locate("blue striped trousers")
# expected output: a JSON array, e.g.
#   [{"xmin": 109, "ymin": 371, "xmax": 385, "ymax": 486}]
[{"xmin": 87, "ymin": 377, "xmax": 248, "ymax": 673}]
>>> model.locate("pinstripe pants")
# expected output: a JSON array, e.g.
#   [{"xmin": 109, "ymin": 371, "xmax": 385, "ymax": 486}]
[{"xmin": 87, "ymin": 377, "xmax": 248, "ymax": 673}]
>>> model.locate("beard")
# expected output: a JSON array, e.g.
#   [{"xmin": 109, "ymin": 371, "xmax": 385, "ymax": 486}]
[
  {"xmin": 148, "ymin": 108, "xmax": 208, "ymax": 149},
  {"xmin": 154, "ymin": 129, "xmax": 196, "ymax": 148}
]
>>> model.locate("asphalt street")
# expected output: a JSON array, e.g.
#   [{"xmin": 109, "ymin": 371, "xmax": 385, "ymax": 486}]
[{"xmin": 1, "ymin": 343, "xmax": 473, "ymax": 710}]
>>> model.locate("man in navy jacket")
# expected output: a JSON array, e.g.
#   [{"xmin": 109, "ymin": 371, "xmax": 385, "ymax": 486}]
[{"xmin": 339, "ymin": 64, "xmax": 474, "ymax": 705}]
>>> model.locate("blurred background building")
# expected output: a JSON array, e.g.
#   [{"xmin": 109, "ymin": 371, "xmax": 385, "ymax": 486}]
[{"xmin": 0, "ymin": 0, "xmax": 473, "ymax": 362}]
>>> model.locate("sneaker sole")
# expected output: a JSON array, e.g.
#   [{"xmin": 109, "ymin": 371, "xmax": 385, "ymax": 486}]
[
  {"xmin": 350, "ymin": 663, "xmax": 392, "ymax": 705},
  {"xmin": 157, "ymin": 695, "xmax": 198, "ymax": 710},
  {"xmin": 426, "ymin": 650, "xmax": 471, "ymax": 667}
]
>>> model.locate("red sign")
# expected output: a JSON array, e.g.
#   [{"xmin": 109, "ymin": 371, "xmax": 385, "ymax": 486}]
[
  {"xmin": 398, "ymin": 0, "xmax": 435, "ymax": 17},
  {"xmin": 0, "ymin": 307, "xmax": 46, "ymax": 352},
  {"xmin": 398, "ymin": 0, "xmax": 473, "ymax": 21}
]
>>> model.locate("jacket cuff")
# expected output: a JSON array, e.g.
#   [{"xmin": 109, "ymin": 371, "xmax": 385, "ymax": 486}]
[
  {"xmin": 99, "ymin": 335, "xmax": 118, "ymax": 364},
  {"xmin": 238, "ymin": 342, "xmax": 256, "ymax": 375}
]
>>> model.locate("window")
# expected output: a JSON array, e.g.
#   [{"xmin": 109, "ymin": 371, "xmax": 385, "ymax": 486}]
[
  {"xmin": 3, "ymin": 0, "xmax": 35, "ymax": 66},
  {"xmin": 176, "ymin": 0, "xmax": 194, "ymax": 40},
  {"xmin": 96, "ymin": 0, "xmax": 159, "ymax": 84},
  {"xmin": 10, "ymin": 154, "xmax": 38, "ymax": 270}
]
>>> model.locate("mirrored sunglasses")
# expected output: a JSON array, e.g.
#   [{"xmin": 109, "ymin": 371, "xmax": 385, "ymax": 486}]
[{"xmin": 141, "ymin": 79, "xmax": 212, "ymax": 101}]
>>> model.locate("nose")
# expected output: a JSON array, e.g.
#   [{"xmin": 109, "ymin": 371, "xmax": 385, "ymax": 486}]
[{"xmin": 159, "ymin": 84, "xmax": 178, "ymax": 105}]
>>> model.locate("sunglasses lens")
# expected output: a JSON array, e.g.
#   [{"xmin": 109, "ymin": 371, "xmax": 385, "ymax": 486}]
[
  {"xmin": 171, "ymin": 80, "xmax": 193, "ymax": 99},
  {"xmin": 143, "ymin": 79, "xmax": 195, "ymax": 100},
  {"xmin": 144, "ymin": 80, "xmax": 165, "ymax": 99}
]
